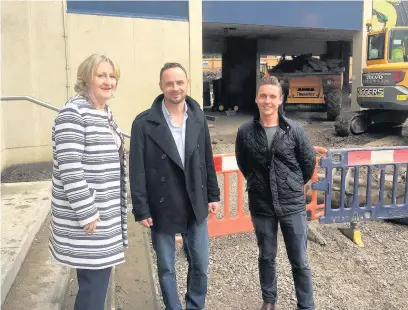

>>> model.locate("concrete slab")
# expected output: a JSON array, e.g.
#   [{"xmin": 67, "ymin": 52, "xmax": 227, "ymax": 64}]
[
  {"xmin": 1, "ymin": 214, "xmax": 71, "ymax": 310},
  {"xmin": 1, "ymin": 181, "xmax": 53, "ymax": 305}
]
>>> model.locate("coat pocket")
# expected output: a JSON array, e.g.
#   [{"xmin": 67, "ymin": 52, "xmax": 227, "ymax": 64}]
[{"xmin": 286, "ymin": 176, "xmax": 303, "ymax": 192}]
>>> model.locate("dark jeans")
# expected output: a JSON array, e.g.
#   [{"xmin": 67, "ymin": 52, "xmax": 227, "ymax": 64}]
[
  {"xmin": 75, "ymin": 267, "xmax": 112, "ymax": 310},
  {"xmin": 151, "ymin": 218, "xmax": 209, "ymax": 310},
  {"xmin": 252, "ymin": 210, "xmax": 315, "ymax": 310}
]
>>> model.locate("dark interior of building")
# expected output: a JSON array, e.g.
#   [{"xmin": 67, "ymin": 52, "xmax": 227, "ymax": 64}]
[{"xmin": 203, "ymin": 23, "xmax": 355, "ymax": 115}]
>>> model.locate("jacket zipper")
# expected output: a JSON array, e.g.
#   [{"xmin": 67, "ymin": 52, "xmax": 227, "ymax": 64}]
[
  {"xmin": 269, "ymin": 128, "xmax": 281, "ymax": 214},
  {"xmin": 258, "ymin": 122, "xmax": 281, "ymax": 214}
]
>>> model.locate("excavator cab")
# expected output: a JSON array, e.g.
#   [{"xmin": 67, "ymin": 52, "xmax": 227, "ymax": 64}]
[
  {"xmin": 388, "ymin": 29, "xmax": 408, "ymax": 61},
  {"xmin": 367, "ymin": 30, "xmax": 386, "ymax": 60},
  {"xmin": 367, "ymin": 27, "xmax": 408, "ymax": 62}
]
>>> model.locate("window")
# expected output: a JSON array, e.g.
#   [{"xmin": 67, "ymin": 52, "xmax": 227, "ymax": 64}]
[
  {"xmin": 388, "ymin": 29, "xmax": 408, "ymax": 62},
  {"xmin": 367, "ymin": 32, "xmax": 385, "ymax": 60}
]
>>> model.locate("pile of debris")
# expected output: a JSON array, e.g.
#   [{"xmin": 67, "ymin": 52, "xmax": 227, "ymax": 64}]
[
  {"xmin": 269, "ymin": 54, "xmax": 344, "ymax": 74},
  {"xmin": 203, "ymin": 69, "xmax": 222, "ymax": 83}
]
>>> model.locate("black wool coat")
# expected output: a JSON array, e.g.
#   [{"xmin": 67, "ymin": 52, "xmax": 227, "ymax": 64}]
[{"xmin": 129, "ymin": 94, "xmax": 220, "ymax": 234}]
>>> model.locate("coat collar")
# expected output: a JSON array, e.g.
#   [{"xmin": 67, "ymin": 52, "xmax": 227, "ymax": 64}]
[
  {"xmin": 146, "ymin": 94, "xmax": 205, "ymax": 170},
  {"xmin": 253, "ymin": 109, "xmax": 291, "ymax": 133},
  {"xmin": 146, "ymin": 94, "xmax": 204, "ymax": 125}
]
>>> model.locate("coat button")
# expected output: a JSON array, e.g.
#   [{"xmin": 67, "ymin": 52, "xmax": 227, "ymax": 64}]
[
  {"xmin": 161, "ymin": 154, "xmax": 166, "ymax": 159},
  {"xmin": 160, "ymin": 197, "xmax": 164, "ymax": 203},
  {"xmin": 161, "ymin": 176, "xmax": 165, "ymax": 182},
  {"xmin": 197, "ymin": 144, "xmax": 199, "ymax": 148}
]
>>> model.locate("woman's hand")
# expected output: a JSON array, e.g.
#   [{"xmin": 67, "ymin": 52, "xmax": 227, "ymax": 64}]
[{"xmin": 84, "ymin": 218, "xmax": 99, "ymax": 233}]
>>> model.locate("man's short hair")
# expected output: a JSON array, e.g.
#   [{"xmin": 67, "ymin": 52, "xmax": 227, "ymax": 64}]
[
  {"xmin": 160, "ymin": 62, "xmax": 188, "ymax": 81},
  {"xmin": 257, "ymin": 75, "xmax": 282, "ymax": 94}
]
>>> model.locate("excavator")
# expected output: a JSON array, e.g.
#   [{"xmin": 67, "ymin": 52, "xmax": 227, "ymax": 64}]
[{"xmin": 335, "ymin": 0, "xmax": 408, "ymax": 137}]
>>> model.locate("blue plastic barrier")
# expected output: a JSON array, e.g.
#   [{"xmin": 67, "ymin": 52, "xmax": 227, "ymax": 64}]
[{"xmin": 312, "ymin": 146, "xmax": 408, "ymax": 224}]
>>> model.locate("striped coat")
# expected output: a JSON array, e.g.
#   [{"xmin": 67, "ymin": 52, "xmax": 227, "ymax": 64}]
[{"xmin": 49, "ymin": 94, "xmax": 128, "ymax": 269}]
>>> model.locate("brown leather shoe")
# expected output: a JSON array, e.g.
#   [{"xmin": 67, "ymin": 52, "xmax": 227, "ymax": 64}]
[{"xmin": 260, "ymin": 303, "xmax": 276, "ymax": 310}]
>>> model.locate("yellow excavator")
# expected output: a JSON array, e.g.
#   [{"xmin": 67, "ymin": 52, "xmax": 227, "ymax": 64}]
[{"xmin": 335, "ymin": 0, "xmax": 408, "ymax": 137}]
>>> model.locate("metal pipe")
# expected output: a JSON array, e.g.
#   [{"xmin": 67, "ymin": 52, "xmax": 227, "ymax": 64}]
[
  {"xmin": 2, "ymin": 96, "xmax": 61, "ymax": 112},
  {"xmin": 61, "ymin": 0, "xmax": 71, "ymax": 99},
  {"xmin": 1, "ymin": 96, "xmax": 131, "ymax": 138}
]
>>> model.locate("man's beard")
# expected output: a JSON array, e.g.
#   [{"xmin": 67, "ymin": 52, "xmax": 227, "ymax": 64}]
[{"xmin": 167, "ymin": 96, "xmax": 186, "ymax": 105}]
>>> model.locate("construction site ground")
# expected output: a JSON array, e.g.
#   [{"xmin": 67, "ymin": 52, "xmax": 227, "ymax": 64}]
[{"xmin": 2, "ymin": 99, "xmax": 408, "ymax": 310}]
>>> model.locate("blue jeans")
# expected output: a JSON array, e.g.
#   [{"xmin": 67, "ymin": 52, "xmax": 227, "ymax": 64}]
[
  {"xmin": 151, "ymin": 219, "xmax": 209, "ymax": 310},
  {"xmin": 251, "ymin": 210, "xmax": 315, "ymax": 310}
]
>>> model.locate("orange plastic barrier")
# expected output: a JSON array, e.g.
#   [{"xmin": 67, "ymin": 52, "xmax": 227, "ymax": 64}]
[
  {"xmin": 209, "ymin": 153, "xmax": 253, "ymax": 237},
  {"xmin": 176, "ymin": 146, "xmax": 327, "ymax": 242},
  {"xmin": 305, "ymin": 147, "xmax": 328, "ymax": 221}
]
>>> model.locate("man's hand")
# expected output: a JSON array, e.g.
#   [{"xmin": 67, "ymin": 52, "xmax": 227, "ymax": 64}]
[
  {"xmin": 139, "ymin": 217, "xmax": 153, "ymax": 228},
  {"xmin": 84, "ymin": 218, "xmax": 99, "ymax": 233},
  {"xmin": 208, "ymin": 202, "xmax": 220, "ymax": 215}
]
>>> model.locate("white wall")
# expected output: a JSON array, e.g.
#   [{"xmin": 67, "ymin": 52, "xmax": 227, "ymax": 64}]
[{"xmin": 1, "ymin": 1, "xmax": 67, "ymax": 171}]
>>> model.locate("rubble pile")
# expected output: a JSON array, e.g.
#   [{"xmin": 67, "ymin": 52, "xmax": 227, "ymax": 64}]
[
  {"xmin": 203, "ymin": 69, "xmax": 222, "ymax": 83},
  {"xmin": 269, "ymin": 54, "xmax": 344, "ymax": 74}
]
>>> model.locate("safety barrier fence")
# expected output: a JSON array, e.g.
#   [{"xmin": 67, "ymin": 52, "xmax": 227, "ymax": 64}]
[
  {"xmin": 177, "ymin": 146, "xmax": 408, "ymax": 247},
  {"xmin": 313, "ymin": 146, "xmax": 408, "ymax": 223},
  {"xmin": 176, "ymin": 146, "xmax": 328, "ymax": 243},
  {"xmin": 208, "ymin": 146, "xmax": 328, "ymax": 238},
  {"xmin": 305, "ymin": 147, "xmax": 328, "ymax": 221},
  {"xmin": 312, "ymin": 146, "xmax": 408, "ymax": 247},
  {"xmin": 209, "ymin": 152, "xmax": 252, "ymax": 237}
]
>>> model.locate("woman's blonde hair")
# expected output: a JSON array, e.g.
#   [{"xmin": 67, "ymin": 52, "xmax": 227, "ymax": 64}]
[{"xmin": 74, "ymin": 54, "xmax": 120, "ymax": 95}]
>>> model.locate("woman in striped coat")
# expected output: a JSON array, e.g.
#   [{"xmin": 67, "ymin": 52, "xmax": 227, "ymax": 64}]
[{"xmin": 49, "ymin": 54, "xmax": 128, "ymax": 310}]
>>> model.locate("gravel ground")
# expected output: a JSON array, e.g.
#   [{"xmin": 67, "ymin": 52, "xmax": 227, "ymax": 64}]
[
  {"xmin": 2, "ymin": 112, "xmax": 407, "ymax": 310},
  {"xmin": 148, "ymin": 124, "xmax": 408, "ymax": 310},
  {"xmin": 153, "ymin": 220, "xmax": 408, "ymax": 310},
  {"xmin": 1, "ymin": 162, "xmax": 53, "ymax": 183}
]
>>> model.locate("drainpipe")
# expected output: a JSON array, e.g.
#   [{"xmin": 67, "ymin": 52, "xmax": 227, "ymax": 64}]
[{"xmin": 62, "ymin": 0, "xmax": 71, "ymax": 100}]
